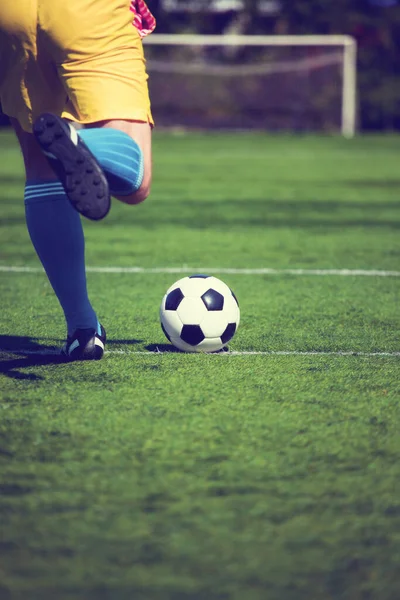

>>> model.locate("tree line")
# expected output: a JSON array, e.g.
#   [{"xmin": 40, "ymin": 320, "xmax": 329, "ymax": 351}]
[{"xmin": 151, "ymin": 0, "xmax": 400, "ymax": 130}]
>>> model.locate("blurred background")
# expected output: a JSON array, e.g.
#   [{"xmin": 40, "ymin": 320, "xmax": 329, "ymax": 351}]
[
  {"xmin": 145, "ymin": 0, "xmax": 400, "ymax": 132},
  {"xmin": 141, "ymin": 0, "xmax": 400, "ymax": 131},
  {"xmin": 1, "ymin": 0, "xmax": 399, "ymax": 133}
]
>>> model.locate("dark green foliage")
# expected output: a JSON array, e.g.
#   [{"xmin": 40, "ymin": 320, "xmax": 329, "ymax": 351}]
[
  {"xmin": 151, "ymin": 1, "xmax": 400, "ymax": 131},
  {"xmin": 278, "ymin": 0, "xmax": 400, "ymax": 130}
]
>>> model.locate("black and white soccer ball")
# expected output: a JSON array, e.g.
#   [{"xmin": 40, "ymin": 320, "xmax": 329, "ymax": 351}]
[{"xmin": 160, "ymin": 275, "xmax": 240, "ymax": 353}]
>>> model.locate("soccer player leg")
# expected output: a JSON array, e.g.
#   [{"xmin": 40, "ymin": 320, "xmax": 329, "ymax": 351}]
[
  {"xmin": 12, "ymin": 119, "xmax": 105, "ymax": 360},
  {"xmin": 53, "ymin": 0, "xmax": 153, "ymax": 207},
  {"xmin": 32, "ymin": 113, "xmax": 111, "ymax": 221},
  {"xmin": 77, "ymin": 119, "xmax": 152, "ymax": 205}
]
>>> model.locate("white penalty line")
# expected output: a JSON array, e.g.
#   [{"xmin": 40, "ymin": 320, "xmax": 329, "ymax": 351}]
[
  {"xmin": 108, "ymin": 350, "xmax": 400, "ymax": 357},
  {"xmin": 1, "ymin": 266, "xmax": 400, "ymax": 277},
  {"xmin": 2, "ymin": 349, "xmax": 399, "ymax": 357}
]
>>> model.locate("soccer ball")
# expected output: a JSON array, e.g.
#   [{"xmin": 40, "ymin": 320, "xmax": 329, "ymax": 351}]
[{"xmin": 160, "ymin": 275, "xmax": 240, "ymax": 353}]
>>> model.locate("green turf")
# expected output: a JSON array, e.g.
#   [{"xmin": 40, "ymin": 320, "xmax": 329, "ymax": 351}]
[{"xmin": 0, "ymin": 130, "xmax": 400, "ymax": 600}]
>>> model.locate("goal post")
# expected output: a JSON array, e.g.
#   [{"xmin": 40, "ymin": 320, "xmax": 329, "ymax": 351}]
[{"xmin": 143, "ymin": 34, "xmax": 357, "ymax": 137}]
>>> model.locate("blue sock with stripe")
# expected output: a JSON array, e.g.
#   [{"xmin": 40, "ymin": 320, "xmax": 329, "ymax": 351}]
[
  {"xmin": 24, "ymin": 181, "xmax": 99, "ymax": 336},
  {"xmin": 78, "ymin": 128, "xmax": 144, "ymax": 196}
]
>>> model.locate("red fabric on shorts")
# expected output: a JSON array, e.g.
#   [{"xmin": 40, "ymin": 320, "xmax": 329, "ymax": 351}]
[{"xmin": 130, "ymin": 0, "xmax": 156, "ymax": 38}]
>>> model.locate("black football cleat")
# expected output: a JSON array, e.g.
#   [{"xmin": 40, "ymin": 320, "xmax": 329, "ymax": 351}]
[
  {"xmin": 33, "ymin": 113, "xmax": 110, "ymax": 221},
  {"xmin": 61, "ymin": 324, "xmax": 106, "ymax": 361}
]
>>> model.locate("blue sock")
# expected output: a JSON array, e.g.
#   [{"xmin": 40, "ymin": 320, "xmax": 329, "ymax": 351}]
[
  {"xmin": 24, "ymin": 181, "xmax": 99, "ymax": 336},
  {"xmin": 78, "ymin": 128, "xmax": 144, "ymax": 196}
]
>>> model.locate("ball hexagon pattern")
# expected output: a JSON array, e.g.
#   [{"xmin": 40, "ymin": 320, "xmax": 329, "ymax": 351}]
[
  {"xmin": 160, "ymin": 275, "xmax": 240, "ymax": 353},
  {"xmin": 165, "ymin": 287, "xmax": 184, "ymax": 311},
  {"xmin": 176, "ymin": 296, "xmax": 207, "ymax": 326},
  {"xmin": 180, "ymin": 325, "xmax": 205, "ymax": 346},
  {"xmin": 201, "ymin": 289, "xmax": 224, "ymax": 311}
]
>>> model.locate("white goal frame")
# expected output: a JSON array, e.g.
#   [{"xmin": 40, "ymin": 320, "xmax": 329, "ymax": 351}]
[{"xmin": 143, "ymin": 34, "xmax": 357, "ymax": 138}]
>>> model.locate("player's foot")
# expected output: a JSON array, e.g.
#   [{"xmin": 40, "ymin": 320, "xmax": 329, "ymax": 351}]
[
  {"xmin": 33, "ymin": 113, "xmax": 110, "ymax": 221},
  {"xmin": 61, "ymin": 324, "xmax": 106, "ymax": 361}
]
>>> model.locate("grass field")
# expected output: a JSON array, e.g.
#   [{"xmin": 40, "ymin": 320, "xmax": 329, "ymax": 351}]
[{"xmin": 1, "ymin": 129, "xmax": 400, "ymax": 600}]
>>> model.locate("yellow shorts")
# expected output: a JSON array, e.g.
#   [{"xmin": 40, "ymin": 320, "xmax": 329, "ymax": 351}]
[{"xmin": 0, "ymin": 0, "xmax": 153, "ymax": 132}]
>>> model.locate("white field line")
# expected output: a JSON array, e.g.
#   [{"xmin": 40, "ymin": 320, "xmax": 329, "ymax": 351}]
[
  {"xmin": 1, "ymin": 349, "xmax": 399, "ymax": 358},
  {"xmin": 1, "ymin": 266, "xmax": 400, "ymax": 277},
  {"xmin": 108, "ymin": 350, "xmax": 400, "ymax": 357}
]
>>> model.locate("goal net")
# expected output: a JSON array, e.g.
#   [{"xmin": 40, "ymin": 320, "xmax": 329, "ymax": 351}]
[{"xmin": 143, "ymin": 35, "xmax": 357, "ymax": 137}]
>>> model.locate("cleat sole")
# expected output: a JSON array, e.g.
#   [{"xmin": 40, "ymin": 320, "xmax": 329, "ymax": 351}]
[{"xmin": 33, "ymin": 113, "xmax": 111, "ymax": 221}]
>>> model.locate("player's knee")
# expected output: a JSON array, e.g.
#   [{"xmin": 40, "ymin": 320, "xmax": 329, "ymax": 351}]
[
  {"xmin": 131, "ymin": 180, "xmax": 151, "ymax": 204},
  {"xmin": 115, "ymin": 178, "xmax": 151, "ymax": 205}
]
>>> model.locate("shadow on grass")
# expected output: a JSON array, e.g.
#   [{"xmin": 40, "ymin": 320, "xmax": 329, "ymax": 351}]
[
  {"xmin": 145, "ymin": 343, "xmax": 229, "ymax": 354},
  {"xmin": 0, "ymin": 335, "xmax": 64, "ymax": 381},
  {"xmin": 146, "ymin": 343, "xmax": 182, "ymax": 353},
  {"xmin": 0, "ymin": 335, "xmax": 143, "ymax": 380}
]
